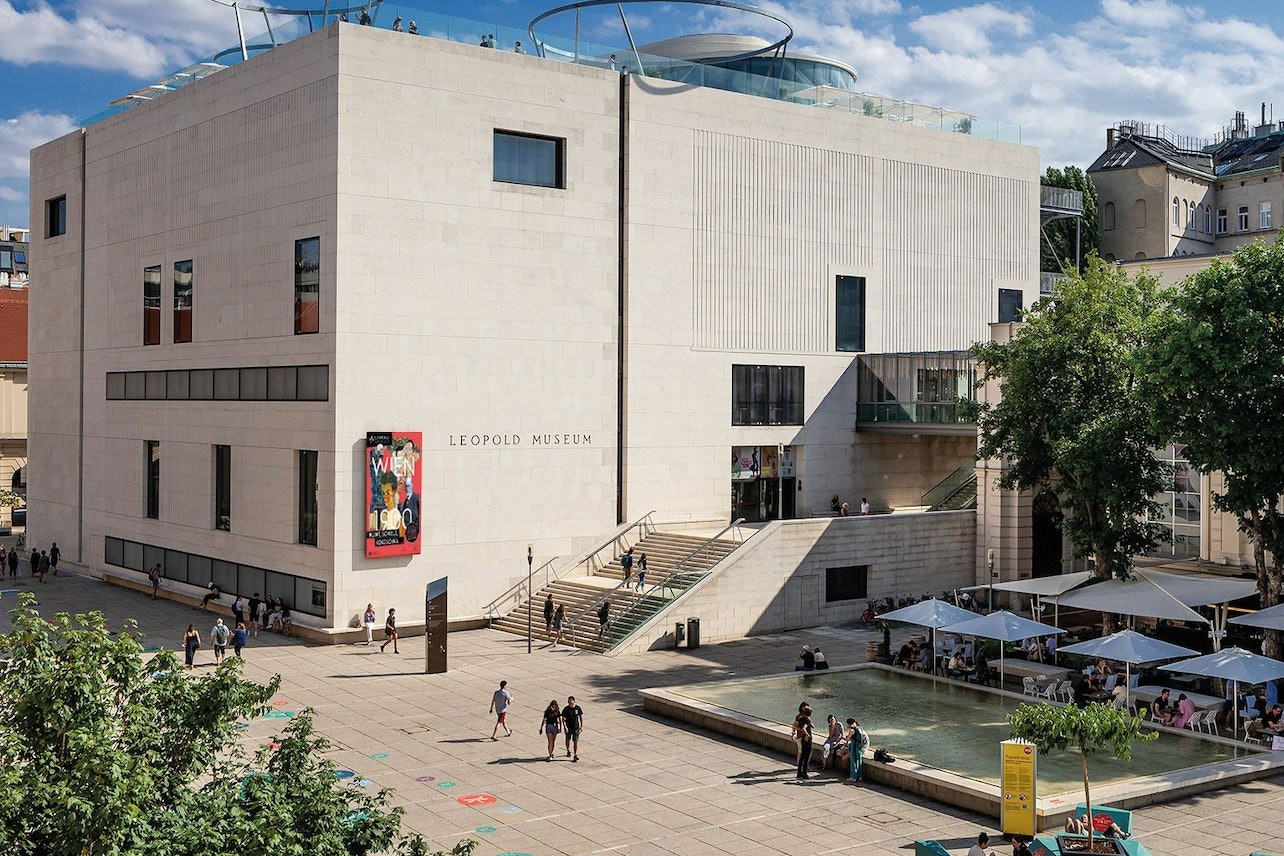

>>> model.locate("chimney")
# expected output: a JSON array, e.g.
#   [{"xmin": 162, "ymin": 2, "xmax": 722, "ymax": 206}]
[{"xmin": 1106, "ymin": 127, "xmax": 1116, "ymax": 149}]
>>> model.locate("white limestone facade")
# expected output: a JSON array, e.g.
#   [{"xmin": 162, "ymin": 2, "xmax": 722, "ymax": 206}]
[{"xmin": 29, "ymin": 24, "xmax": 1039, "ymax": 630}]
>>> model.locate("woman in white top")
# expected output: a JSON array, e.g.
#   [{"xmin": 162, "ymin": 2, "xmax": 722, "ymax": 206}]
[{"xmin": 363, "ymin": 603, "xmax": 377, "ymax": 645}]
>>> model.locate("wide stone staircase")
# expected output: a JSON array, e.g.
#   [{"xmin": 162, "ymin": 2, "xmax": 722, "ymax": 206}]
[{"xmin": 489, "ymin": 529, "xmax": 742, "ymax": 654}]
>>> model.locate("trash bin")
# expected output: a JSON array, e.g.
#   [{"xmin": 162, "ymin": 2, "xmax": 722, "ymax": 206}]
[
  {"xmin": 687, "ymin": 617, "xmax": 700, "ymax": 650},
  {"xmin": 674, "ymin": 621, "xmax": 685, "ymax": 647}
]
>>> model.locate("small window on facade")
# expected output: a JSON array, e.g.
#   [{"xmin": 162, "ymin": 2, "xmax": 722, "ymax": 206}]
[
  {"xmin": 1102, "ymin": 201, "xmax": 1115, "ymax": 231},
  {"xmin": 732, "ymin": 365, "xmax": 804, "ymax": 426},
  {"xmin": 145, "ymin": 371, "xmax": 166, "ymax": 400},
  {"xmin": 299, "ymin": 450, "xmax": 319, "ymax": 546},
  {"xmin": 143, "ymin": 265, "xmax": 161, "ymax": 345},
  {"xmin": 166, "ymin": 370, "xmax": 190, "ymax": 400},
  {"xmin": 1171, "ymin": 197, "xmax": 1179, "ymax": 226},
  {"xmin": 1260, "ymin": 201, "xmax": 1273, "ymax": 229},
  {"xmin": 146, "ymin": 441, "xmax": 160, "ymax": 519},
  {"xmin": 239, "ymin": 367, "xmax": 268, "ymax": 400},
  {"xmin": 268, "ymin": 366, "xmax": 297, "ymax": 400},
  {"xmin": 1238, "ymin": 206, "xmax": 1250, "ymax": 231},
  {"xmin": 0, "ymin": 249, "xmax": 12, "ymax": 272},
  {"xmin": 46, "ymin": 196, "xmax": 67, "ymax": 238},
  {"xmin": 825, "ymin": 565, "xmax": 869, "ymax": 602},
  {"xmin": 1134, "ymin": 198, "xmax": 1147, "ymax": 227},
  {"xmin": 213, "ymin": 368, "xmax": 239, "ymax": 400},
  {"xmin": 1204, "ymin": 205, "xmax": 1212, "ymax": 234},
  {"xmin": 297, "ymin": 365, "xmax": 328, "ymax": 400},
  {"xmin": 493, "ymin": 130, "xmax": 565, "ymax": 188},
  {"xmin": 294, "ymin": 237, "xmax": 320, "ymax": 335},
  {"xmin": 997, "ymin": 288, "xmax": 1023, "ymax": 323},
  {"xmin": 214, "ymin": 445, "xmax": 231, "ymax": 531},
  {"xmin": 189, "ymin": 369, "xmax": 215, "ymax": 399},
  {"xmin": 1217, "ymin": 208, "xmax": 1227, "ymax": 233},
  {"xmin": 173, "ymin": 260, "xmax": 193, "ymax": 343},
  {"xmin": 835, "ymin": 275, "xmax": 866, "ymax": 352}
]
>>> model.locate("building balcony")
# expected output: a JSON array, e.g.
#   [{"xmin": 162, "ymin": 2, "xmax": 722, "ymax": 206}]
[
  {"xmin": 855, "ymin": 350, "xmax": 978, "ymax": 435},
  {"xmin": 1040, "ymin": 186, "xmax": 1083, "ymax": 224}
]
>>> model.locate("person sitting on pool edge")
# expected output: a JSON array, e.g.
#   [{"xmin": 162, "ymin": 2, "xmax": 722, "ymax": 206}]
[
  {"xmin": 1065, "ymin": 813, "xmax": 1130, "ymax": 839},
  {"xmin": 966, "ymin": 832, "xmax": 997, "ymax": 856},
  {"xmin": 795, "ymin": 645, "xmax": 815, "ymax": 671},
  {"xmin": 1151, "ymin": 688, "xmax": 1174, "ymax": 725},
  {"xmin": 896, "ymin": 640, "xmax": 916, "ymax": 669}
]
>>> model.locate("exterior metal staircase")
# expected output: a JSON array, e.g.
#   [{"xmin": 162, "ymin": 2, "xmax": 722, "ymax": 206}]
[{"xmin": 487, "ymin": 521, "xmax": 743, "ymax": 654}]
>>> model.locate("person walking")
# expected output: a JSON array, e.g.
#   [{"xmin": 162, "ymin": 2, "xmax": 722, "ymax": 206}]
[
  {"xmin": 551, "ymin": 603, "xmax": 566, "ymax": 647},
  {"xmin": 634, "ymin": 553, "xmax": 647, "ymax": 591},
  {"xmin": 379, "ymin": 607, "xmax": 399, "ymax": 653},
  {"xmin": 49, "ymin": 542, "xmax": 60, "ymax": 576},
  {"xmin": 182, "ymin": 623, "xmax": 201, "ymax": 669},
  {"xmin": 540, "ymin": 699, "xmax": 562, "ymax": 760},
  {"xmin": 597, "ymin": 599, "xmax": 610, "ymax": 641},
  {"xmin": 792, "ymin": 702, "xmax": 814, "ymax": 779},
  {"xmin": 233, "ymin": 622, "xmax": 248, "ymax": 658},
  {"xmin": 489, "ymin": 680, "xmax": 514, "ymax": 739},
  {"xmin": 248, "ymin": 592, "xmax": 261, "ymax": 636},
  {"xmin": 620, "ymin": 548, "xmax": 634, "ymax": 587},
  {"xmin": 7, "ymin": 546, "xmax": 18, "ymax": 579},
  {"xmin": 363, "ymin": 603, "xmax": 377, "ymax": 645},
  {"xmin": 147, "ymin": 563, "xmax": 163, "ymax": 599},
  {"xmin": 232, "ymin": 595, "xmax": 246, "ymax": 627},
  {"xmin": 847, "ymin": 718, "xmax": 870, "ymax": 781},
  {"xmin": 543, "ymin": 593, "xmax": 554, "ymax": 634},
  {"xmin": 210, "ymin": 618, "xmax": 230, "ymax": 665},
  {"xmin": 38, "ymin": 550, "xmax": 50, "ymax": 583},
  {"xmin": 561, "ymin": 695, "xmax": 584, "ymax": 762}
]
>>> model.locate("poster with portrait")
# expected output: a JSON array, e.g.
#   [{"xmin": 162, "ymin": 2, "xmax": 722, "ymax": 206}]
[{"xmin": 365, "ymin": 432, "xmax": 423, "ymax": 558}]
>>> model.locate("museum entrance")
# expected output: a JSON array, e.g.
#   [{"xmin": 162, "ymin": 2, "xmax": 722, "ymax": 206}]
[
  {"xmin": 731, "ymin": 445, "xmax": 797, "ymax": 523},
  {"xmin": 1031, "ymin": 491, "xmax": 1062, "ymax": 578}
]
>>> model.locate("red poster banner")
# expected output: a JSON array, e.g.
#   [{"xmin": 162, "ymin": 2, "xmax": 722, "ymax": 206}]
[{"xmin": 365, "ymin": 432, "xmax": 422, "ymax": 558}]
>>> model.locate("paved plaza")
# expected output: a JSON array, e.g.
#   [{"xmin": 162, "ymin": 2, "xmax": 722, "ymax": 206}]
[{"xmin": 3, "ymin": 568, "xmax": 1283, "ymax": 856}]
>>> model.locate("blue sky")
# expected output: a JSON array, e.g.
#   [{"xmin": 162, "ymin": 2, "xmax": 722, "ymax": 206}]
[{"xmin": 2, "ymin": 0, "xmax": 1283, "ymax": 228}]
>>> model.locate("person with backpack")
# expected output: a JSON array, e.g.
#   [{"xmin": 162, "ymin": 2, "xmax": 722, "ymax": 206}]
[
  {"xmin": 232, "ymin": 622, "xmax": 248, "ymax": 659},
  {"xmin": 619, "ymin": 549, "xmax": 634, "ymax": 587},
  {"xmin": 210, "ymin": 618, "xmax": 230, "ymax": 664}
]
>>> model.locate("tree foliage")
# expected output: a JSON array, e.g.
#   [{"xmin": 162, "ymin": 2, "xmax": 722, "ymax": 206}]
[
  {"xmin": 0, "ymin": 595, "xmax": 471, "ymax": 856},
  {"xmin": 974, "ymin": 257, "xmax": 1171, "ymax": 579},
  {"xmin": 1142, "ymin": 237, "xmax": 1284, "ymax": 657},
  {"xmin": 1041, "ymin": 165, "xmax": 1099, "ymax": 274},
  {"xmin": 1008, "ymin": 702, "xmax": 1156, "ymax": 849}
]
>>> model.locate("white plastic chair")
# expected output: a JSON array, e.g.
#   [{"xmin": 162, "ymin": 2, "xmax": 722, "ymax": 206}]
[
  {"xmin": 1056, "ymin": 680, "xmax": 1074, "ymax": 703},
  {"xmin": 1102, "ymin": 674, "xmax": 1119, "ymax": 692},
  {"xmin": 1239, "ymin": 694, "xmax": 1259, "ymax": 723},
  {"xmin": 1038, "ymin": 681, "xmax": 1060, "ymax": 702},
  {"xmin": 1022, "ymin": 677, "xmax": 1038, "ymax": 696},
  {"xmin": 1184, "ymin": 709, "xmax": 1206, "ymax": 733}
]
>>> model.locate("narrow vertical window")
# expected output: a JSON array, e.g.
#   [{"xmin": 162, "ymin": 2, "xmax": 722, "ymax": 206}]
[
  {"xmin": 835, "ymin": 275, "xmax": 866, "ymax": 352},
  {"xmin": 143, "ymin": 265, "xmax": 161, "ymax": 345},
  {"xmin": 214, "ymin": 444, "xmax": 231, "ymax": 531},
  {"xmin": 295, "ymin": 237, "xmax": 320, "ymax": 335},
  {"xmin": 173, "ymin": 260, "xmax": 193, "ymax": 343},
  {"xmin": 46, "ymin": 195, "xmax": 67, "ymax": 238},
  {"xmin": 298, "ymin": 450, "xmax": 319, "ymax": 546},
  {"xmin": 1238, "ymin": 206, "xmax": 1250, "ymax": 231},
  {"xmin": 1171, "ymin": 197, "xmax": 1179, "ymax": 226},
  {"xmin": 1217, "ymin": 209, "xmax": 1227, "ymax": 233},
  {"xmin": 1203, "ymin": 205, "xmax": 1211, "ymax": 234},
  {"xmin": 1260, "ymin": 201, "xmax": 1273, "ymax": 229},
  {"xmin": 146, "ymin": 441, "xmax": 160, "ymax": 520}
]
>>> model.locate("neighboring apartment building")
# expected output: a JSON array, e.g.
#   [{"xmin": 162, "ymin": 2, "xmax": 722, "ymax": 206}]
[
  {"xmin": 1089, "ymin": 110, "xmax": 1284, "ymax": 262},
  {"xmin": 28, "ymin": 20, "xmax": 1039, "ymax": 630}
]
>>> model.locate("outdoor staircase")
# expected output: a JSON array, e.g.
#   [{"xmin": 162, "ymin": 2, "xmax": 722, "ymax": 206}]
[
  {"xmin": 923, "ymin": 463, "xmax": 978, "ymax": 511},
  {"xmin": 489, "ymin": 530, "xmax": 741, "ymax": 654}
]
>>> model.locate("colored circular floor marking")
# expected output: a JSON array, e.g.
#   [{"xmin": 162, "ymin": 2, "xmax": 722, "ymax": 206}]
[
  {"xmin": 435, "ymin": 781, "xmax": 457, "ymax": 789},
  {"xmin": 475, "ymin": 826, "xmax": 497, "ymax": 834},
  {"xmin": 370, "ymin": 752, "xmax": 389, "ymax": 759},
  {"xmin": 500, "ymin": 806, "xmax": 522, "ymax": 815},
  {"xmin": 264, "ymin": 741, "xmax": 282, "ymax": 750},
  {"xmin": 334, "ymin": 770, "xmax": 356, "ymax": 780},
  {"xmin": 142, "ymin": 644, "xmax": 160, "ymax": 652},
  {"xmin": 264, "ymin": 710, "xmax": 295, "ymax": 719},
  {"xmin": 355, "ymin": 778, "xmax": 373, "ymax": 787},
  {"xmin": 496, "ymin": 852, "xmax": 534, "ymax": 856},
  {"xmin": 415, "ymin": 775, "xmax": 436, "ymax": 784},
  {"xmin": 233, "ymin": 722, "xmax": 250, "ymax": 730},
  {"xmin": 456, "ymin": 793, "xmax": 497, "ymax": 807},
  {"xmin": 272, "ymin": 700, "xmax": 290, "ymax": 707}
]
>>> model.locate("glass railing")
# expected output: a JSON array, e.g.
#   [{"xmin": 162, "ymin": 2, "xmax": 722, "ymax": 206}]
[
  {"xmin": 83, "ymin": 4, "xmax": 1020, "ymax": 144},
  {"xmin": 856, "ymin": 401, "xmax": 973, "ymax": 425},
  {"xmin": 921, "ymin": 463, "xmax": 978, "ymax": 509},
  {"xmin": 1040, "ymin": 272, "xmax": 1068, "ymax": 295},
  {"xmin": 1040, "ymin": 185, "xmax": 1083, "ymax": 214}
]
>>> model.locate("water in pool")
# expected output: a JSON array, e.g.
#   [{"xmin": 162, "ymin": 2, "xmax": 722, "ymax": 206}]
[{"xmin": 673, "ymin": 668, "xmax": 1254, "ymax": 794}]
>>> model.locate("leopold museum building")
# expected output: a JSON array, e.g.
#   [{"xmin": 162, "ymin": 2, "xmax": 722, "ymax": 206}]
[{"xmin": 28, "ymin": 2, "xmax": 1039, "ymax": 634}]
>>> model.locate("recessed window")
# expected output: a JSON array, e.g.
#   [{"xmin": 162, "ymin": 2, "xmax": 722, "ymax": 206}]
[
  {"xmin": 173, "ymin": 260, "xmax": 193, "ymax": 343},
  {"xmin": 146, "ymin": 441, "xmax": 160, "ymax": 520},
  {"xmin": 1203, "ymin": 205, "xmax": 1211, "ymax": 234},
  {"xmin": 143, "ymin": 265, "xmax": 161, "ymax": 345},
  {"xmin": 46, "ymin": 196, "xmax": 67, "ymax": 238},
  {"xmin": 493, "ymin": 130, "xmax": 565, "ymax": 188},
  {"xmin": 1260, "ymin": 201, "xmax": 1273, "ymax": 230},
  {"xmin": 298, "ymin": 450, "xmax": 319, "ymax": 546},
  {"xmin": 0, "ymin": 249, "xmax": 12, "ymax": 272},
  {"xmin": 1171, "ymin": 197, "xmax": 1179, "ymax": 226},
  {"xmin": 1217, "ymin": 208, "xmax": 1227, "ymax": 234},
  {"xmin": 1238, "ymin": 206, "xmax": 1250, "ymax": 232},
  {"xmin": 835, "ymin": 275, "xmax": 866, "ymax": 352},
  {"xmin": 214, "ymin": 445, "xmax": 231, "ymax": 531},
  {"xmin": 825, "ymin": 565, "xmax": 869, "ymax": 602},
  {"xmin": 294, "ymin": 237, "xmax": 319, "ymax": 335},
  {"xmin": 998, "ymin": 288, "xmax": 1023, "ymax": 323},
  {"xmin": 732, "ymin": 365, "xmax": 804, "ymax": 426},
  {"xmin": 1102, "ymin": 201, "xmax": 1115, "ymax": 231}
]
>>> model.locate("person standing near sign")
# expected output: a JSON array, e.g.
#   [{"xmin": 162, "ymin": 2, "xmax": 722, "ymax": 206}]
[{"xmin": 379, "ymin": 607, "xmax": 399, "ymax": 653}]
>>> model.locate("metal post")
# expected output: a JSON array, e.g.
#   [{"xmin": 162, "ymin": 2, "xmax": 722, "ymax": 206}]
[
  {"xmin": 527, "ymin": 544, "xmax": 533, "ymax": 654},
  {"xmin": 777, "ymin": 443, "xmax": 783, "ymax": 520},
  {"xmin": 232, "ymin": 2, "xmax": 249, "ymax": 62}
]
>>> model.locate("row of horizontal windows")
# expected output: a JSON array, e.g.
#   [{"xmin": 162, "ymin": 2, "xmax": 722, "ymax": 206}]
[
  {"xmin": 104, "ymin": 536, "xmax": 327, "ymax": 617},
  {"xmin": 107, "ymin": 365, "xmax": 329, "ymax": 401}
]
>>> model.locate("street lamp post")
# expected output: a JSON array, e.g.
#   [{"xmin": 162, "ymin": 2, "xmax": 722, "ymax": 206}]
[{"xmin": 526, "ymin": 544, "xmax": 533, "ymax": 654}]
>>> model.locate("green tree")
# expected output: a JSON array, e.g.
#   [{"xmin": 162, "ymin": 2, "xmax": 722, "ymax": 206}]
[
  {"xmin": 1143, "ymin": 237, "xmax": 1284, "ymax": 657},
  {"xmin": 0, "ymin": 595, "xmax": 471, "ymax": 856},
  {"xmin": 973, "ymin": 257, "xmax": 1171, "ymax": 579},
  {"xmin": 1007, "ymin": 702, "xmax": 1156, "ymax": 850},
  {"xmin": 1041, "ymin": 165, "xmax": 1099, "ymax": 274}
]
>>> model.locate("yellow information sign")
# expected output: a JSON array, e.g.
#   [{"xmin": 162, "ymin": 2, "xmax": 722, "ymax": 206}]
[{"xmin": 1001, "ymin": 739, "xmax": 1038, "ymax": 838}]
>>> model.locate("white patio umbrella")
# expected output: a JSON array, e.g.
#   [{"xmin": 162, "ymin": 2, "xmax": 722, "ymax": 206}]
[
  {"xmin": 1059, "ymin": 629, "xmax": 1199, "ymax": 706},
  {"xmin": 1160, "ymin": 647, "xmax": 1284, "ymax": 738},
  {"xmin": 877, "ymin": 598, "xmax": 977, "ymax": 681},
  {"xmin": 940, "ymin": 610, "xmax": 1065, "ymax": 690},
  {"xmin": 960, "ymin": 572, "xmax": 1093, "ymax": 660},
  {"xmin": 1229, "ymin": 602, "xmax": 1284, "ymax": 632}
]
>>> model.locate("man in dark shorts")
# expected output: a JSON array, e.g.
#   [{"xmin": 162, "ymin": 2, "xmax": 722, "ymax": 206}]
[
  {"xmin": 561, "ymin": 695, "xmax": 584, "ymax": 762},
  {"xmin": 49, "ymin": 542, "xmax": 60, "ymax": 576},
  {"xmin": 379, "ymin": 607, "xmax": 399, "ymax": 653},
  {"xmin": 543, "ymin": 593, "xmax": 554, "ymax": 634}
]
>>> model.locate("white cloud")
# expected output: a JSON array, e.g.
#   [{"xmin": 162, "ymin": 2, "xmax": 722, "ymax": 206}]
[
  {"xmin": 0, "ymin": 109, "xmax": 78, "ymax": 228},
  {"xmin": 1099, "ymin": 0, "xmax": 1189, "ymax": 30},
  {"xmin": 908, "ymin": 3, "xmax": 1033, "ymax": 53}
]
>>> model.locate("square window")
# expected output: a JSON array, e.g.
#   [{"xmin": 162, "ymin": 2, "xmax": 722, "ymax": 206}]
[
  {"xmin": 825, "ymin": 565, "xmax": 869, "ymax": 602},
  {"xmin": 189, "ymin": 369, "xmax": 214, "ymax": 400},
  {"xmin": 213, "ymin": 368, "xmax": 239, "ymax": 400},
  {"xmin": 46, "ymin": 196, "xmax": 67, "ymax": 238},
  {"xmin": 998, "ymin": 288, "xmax": 1023, "ymax": 323},
  {"xmin": 297, "ymin": 365, "xmax": 328, "ymax": 401},
  {"xmin": 493, "ymin": 130, "xmax": 565, "ymax": 188},
  {"xmin": 268, "ymin": 366, "xmax": 297, "ymax": 400},
  {"xmin": 239, "ymin": 367, "xmax": 268, "ymax": 400},
  {"xmin": 166, "ymin": 370, "xmax": 190, "ymax": 400},
  {"xmin": 106, "ymin": 373, "xmax": 126, "ymax": 400}
]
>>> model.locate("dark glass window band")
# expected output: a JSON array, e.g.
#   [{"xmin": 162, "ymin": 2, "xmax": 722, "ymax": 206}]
[{"xmin": 107, "ymin": 365, "xmax": 329, "ymax": 402}]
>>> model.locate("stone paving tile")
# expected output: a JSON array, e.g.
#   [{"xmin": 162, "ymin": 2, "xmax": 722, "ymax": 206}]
[{"xmin": 8, "ymin": 571, "xmax": 1284, "ymax": 855}]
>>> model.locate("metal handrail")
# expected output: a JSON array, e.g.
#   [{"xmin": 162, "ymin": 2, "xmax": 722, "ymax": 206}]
[
  {"xmin": 481, "ymin": 511, "xmax": 657, "ymax": 623},
  {"xmin": 571, "ymin": 518, "xmax": 746, "ymax": 649},
  {"xmin": 483, "ymin": 556, "xmax": 560, "ymax": 624}
]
